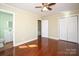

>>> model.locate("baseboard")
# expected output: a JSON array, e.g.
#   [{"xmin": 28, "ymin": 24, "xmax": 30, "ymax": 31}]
[
  {"xmin": 48, "ymin": 36, "xmax": 59, "ymax": 40},
  {"xmin": 13, "ymin": 37, "xmax": 59, "ymax": 47},
  {"xmin": 14, "ymin": 37, "xmax": 37, "ymax": 47}
]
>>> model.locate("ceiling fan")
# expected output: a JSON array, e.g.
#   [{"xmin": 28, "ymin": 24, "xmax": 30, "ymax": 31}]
[{"xmin": 35, "ymin": 3, "xmax": 56, "ymax": 12}]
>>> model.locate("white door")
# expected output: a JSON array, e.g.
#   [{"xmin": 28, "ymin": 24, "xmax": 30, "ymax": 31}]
[
  {"xmin": 67, "ymin": 16, "xmax": 77, "ymax": 43},
  {"xmin": 59, "ymin": 18, "xmax": 67, "ymax": 40},
  {"xmin": 42, "ymin": 20, "xmax": 48, "ymax": 37},
  {"xmin": 0, "ymin": 11, "xmax": 13, "ymax": 43},
  {"xmin": 59, "ymin": 16, "xmax": 78, "ymax": 43},
  {"xmin": 4, "ymin": 29, "xmax": 13, "ymax": 43},
  {"xmin": 78, "ymin": 17, "xmax": 79, "ymax": 43}
]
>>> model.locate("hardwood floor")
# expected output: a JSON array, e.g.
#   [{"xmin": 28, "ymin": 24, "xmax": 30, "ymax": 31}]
[
  {"xmin": 0, "ymin": 42, "xmax": 14, "ymax": 56},
  {"xmin": 0, "ymin": 37, "xmax": 79, "ymax": 56}
]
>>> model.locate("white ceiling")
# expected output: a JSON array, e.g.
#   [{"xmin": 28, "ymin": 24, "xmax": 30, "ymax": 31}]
[{"xmin": 7, "ymin": 3, "xmax": 79, "ymax": 16}]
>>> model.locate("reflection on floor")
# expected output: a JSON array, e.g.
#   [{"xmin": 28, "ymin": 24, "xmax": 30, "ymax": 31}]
[
  {"xmin": 0, "ymin": 37, "xmax": 79, "ymax": 56},
  {"xmin": 15, "ymin": 37, "xmax": 79, "ymax": 56}
]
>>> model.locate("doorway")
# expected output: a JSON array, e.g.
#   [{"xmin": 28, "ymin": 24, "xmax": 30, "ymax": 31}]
[
  {"xmin": 38, "ymin": 20, "xmax": 48, "ymax": 50},
  {"xmin": 38, "ymin": 20, "xmax": 48, "ymax": 38}
]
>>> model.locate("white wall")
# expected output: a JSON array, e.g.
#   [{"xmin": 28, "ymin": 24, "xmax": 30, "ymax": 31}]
[
  {"xmin": 47, "ymin": 15, "xmax": 60, "ymax": 39},
  {"xmin": 0, "ymin": 4, "xmax": 41, "ymax": 46}
]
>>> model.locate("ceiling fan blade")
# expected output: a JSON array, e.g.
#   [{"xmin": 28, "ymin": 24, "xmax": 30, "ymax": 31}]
[
  {"xmin": 48, "ymin": 3, "xmax": 56, "ymax": 6},
  {"xmin": 35, "ymin": 6, "xmax": 42, "ymax": 8},
  {"xmin": 47, "ymin": 7, "xmax": 52, "ymax": 10},
  {"xmin": 42, "ymin": 3, "xmax": 48, "ymax": 6}
]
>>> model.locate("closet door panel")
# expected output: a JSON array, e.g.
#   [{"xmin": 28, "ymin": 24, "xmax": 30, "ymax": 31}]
[
  {"xmin": 67, "ymin": 16, "xmax": 77, "ymax": 43},
  {"xmin": 78, "ymin": 17, "xmax": 79, "ymax": 43},
  {"xmin": 59, "ymin": 19, "xmax": 67, "ymax": 40}
]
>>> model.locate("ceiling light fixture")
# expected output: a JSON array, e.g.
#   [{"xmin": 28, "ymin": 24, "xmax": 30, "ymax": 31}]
[
  {"xmin": 42, "ymin": 7, "xmax": 48, "ymax": 11},
  {"xmin": 35, "ymin": 3, "xmax": 56, "ymax": 12}
]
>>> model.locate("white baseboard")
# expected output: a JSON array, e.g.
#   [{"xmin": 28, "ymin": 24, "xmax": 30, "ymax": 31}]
[
  {"xmin": 48, "ymin": 36, "xmax": 59, "ymax": 40},
  {"xmin": 14, "ymin": 37, "xmax": 37, "ymax": 47},
  {"xmin": 13, "ymin": 37, "xmax": 59, "ymax": 47}
]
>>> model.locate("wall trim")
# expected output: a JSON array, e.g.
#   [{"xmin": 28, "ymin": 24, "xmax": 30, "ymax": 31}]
[
  {"xmin": 14, "ymin": 37, "xmax": 37, "ymax": 47},
  {"xmin": 48, "ymin": 36, "xmax": 59, "ymax": 40},
  {"xmin": 59, "ymin": 14, "xmax": 79, "ymax": 19},
  {"xmin": 0, "ymin": 9, "xmax": 15, "ymax": 14}
]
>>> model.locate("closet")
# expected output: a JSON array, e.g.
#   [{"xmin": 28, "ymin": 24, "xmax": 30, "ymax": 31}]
[{"xmin": 59, "ymin": 15, "xmax": 78, "ymax": 43}]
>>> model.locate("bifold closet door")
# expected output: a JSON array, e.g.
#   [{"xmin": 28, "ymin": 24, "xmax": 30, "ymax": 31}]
[
  {"xmin": 59, "ymin": 18, "xmax": 67, "ymax": 40},
  {"xmin": 78, "ymin": 17, "xmax": 79, "ymax": 43},
  {"xmin": 59, "ymin": 16, "xmax": 78, "ymax": 43},
  {"xmin": 67, "ymin": 16, "xmax": 77, "ymax": 43}
]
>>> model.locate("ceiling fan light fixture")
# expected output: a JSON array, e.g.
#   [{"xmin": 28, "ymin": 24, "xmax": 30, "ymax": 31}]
[
  {"xmin": 35, "ymin": 3, "xmax": 56, "ymax": 12},
  {"xmin": 42, "ymin": 7, "xmax": 48, "ymax": 11}
]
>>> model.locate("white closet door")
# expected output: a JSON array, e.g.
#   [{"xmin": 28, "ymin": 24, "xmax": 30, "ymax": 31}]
[
  {"xmin": 59, "ymin": 18, "xmax": 67, "ymax": 40},
  {"xmin": 78, "ymin": 16, "xmax": 79, "ymax": 43},
  {"xmin": 67, "ymin": 16, "xmax": 77, "ymax": 43}
]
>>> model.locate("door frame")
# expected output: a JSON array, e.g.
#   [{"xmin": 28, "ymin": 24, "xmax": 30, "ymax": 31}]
[
  {"xmin": 0, "ymin": 9, "xmax": 15, "ymax": 46},
  {"xmin": 38, "ymin": 20, "xmax": 42, "ymax": 37}
]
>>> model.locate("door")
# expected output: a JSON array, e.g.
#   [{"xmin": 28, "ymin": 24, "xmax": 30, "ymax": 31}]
[
  {"xmin": 0, "ymin": 11, "xmax": 13, "ymax": 48},
  {"xmin": 41, "ymin": 20, "xmax": 48, "ymax": 37},
  {"xmin": 78, "ymin": 16, "xmax": 79, "ymax": 43},
  {"xmin": 67, "ymin": 16, "xmax": 78, "ymax": 43},
  {"xmin": 59, "ymin": 16, "xmax": 78, "ymax": 43},
  {"xmin": 4, "ymin": 14, "xmax": 13, "ymax": 43},
  {"xmin": 59, "ymin": 18, "xmax": 67, "ymax": 40}
]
